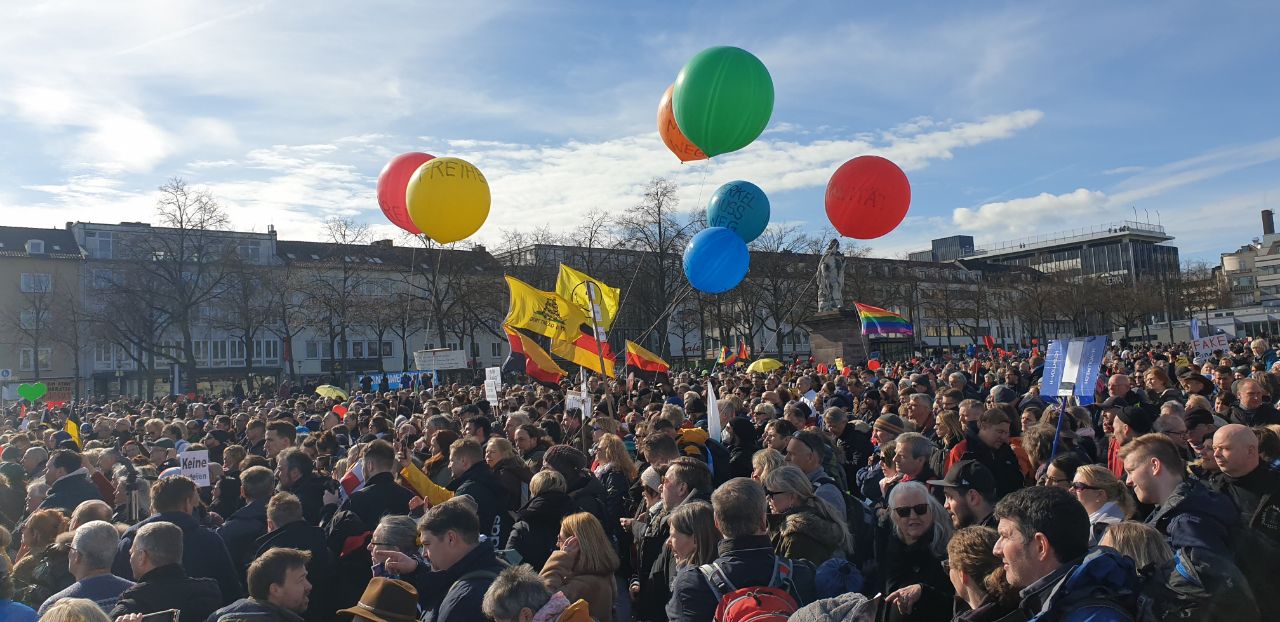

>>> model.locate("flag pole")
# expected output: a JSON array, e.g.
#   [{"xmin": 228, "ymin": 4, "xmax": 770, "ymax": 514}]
[{"xmin": 585, "ymin": 282, "xmax": 615, "ymax": 422}]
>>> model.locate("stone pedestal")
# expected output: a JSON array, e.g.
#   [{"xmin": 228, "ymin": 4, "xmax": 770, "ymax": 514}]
[{"xmin": 802, "ymin": 308, "xmax": 869, "ymax": 364}]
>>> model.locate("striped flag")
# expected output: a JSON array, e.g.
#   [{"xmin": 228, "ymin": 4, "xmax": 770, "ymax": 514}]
[{"xmin": 340, "ymin": 459, "xmax": 365, "ymax": 498}]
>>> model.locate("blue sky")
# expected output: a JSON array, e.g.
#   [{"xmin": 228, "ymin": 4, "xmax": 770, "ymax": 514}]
[{"xmin": 2, "ymin": 1, "xmax": 1279, "ymax": 261}]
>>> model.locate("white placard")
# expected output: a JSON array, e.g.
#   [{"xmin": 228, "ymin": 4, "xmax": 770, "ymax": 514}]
[
  {"xmin": 484, "ymin": 380, "xmax": 499, "ymax": 404},
  {"xmin": 1192, "ymin": 334, "xmax": 1229, "ymax": 359},
  {"xmin": 413, "ymin": 348, "xmax": 468, "ymax": 371},
  {"xmin": 565, "ymin": 390, "xmax": 590, "ymax": 417},
  {"xmin": 180, "ymin": 450, "xmax": 211, "ymax": 487},
  {"xmin": 485, "ymin": 367, "xmax": 502, "ymax": 386}
]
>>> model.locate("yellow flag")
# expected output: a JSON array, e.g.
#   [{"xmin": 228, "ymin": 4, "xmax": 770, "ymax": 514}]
[
  {"xmin": 504, "ymin": 276, "xmax": 587, "ymax": 341},
  {"xmin": 556, "ymin": 264, "xmax": 621, "ymax": 332},
  {"xmin": 552, "ymin": 335, "xmax": 617, "ymax": 378}
]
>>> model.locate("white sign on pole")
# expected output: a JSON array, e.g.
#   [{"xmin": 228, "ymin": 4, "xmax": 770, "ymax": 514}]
[
  {"xmin": 565, "ymin": 390, "xmax": 587, "ymax": 417},
  {"xmin": 485, "ymin": 366, "xmax": 502, "ymax": 386},
  {"xmin": 180, "ymin": 450, "xmax": 211, "ymax": 487},
  {"xmin": 484, "ymin": 380, "xmax": 499, "ymax": 404},
  {"xmin": 1192, "ymin": 334, "xmax": 1229, "ymax": 359},
  {"xmin": 413, "ymin": 349, "xmax": 468, "ymax": 371}
]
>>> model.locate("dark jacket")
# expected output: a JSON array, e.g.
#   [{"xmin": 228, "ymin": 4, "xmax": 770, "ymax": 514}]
[
  {"xmin": 666, "ymin": 534, "xmax": 816, "ymax": 622},
  {"xmin": 956, "ymin": 433, "xmax": 1025, "ymax": 499},
  {"xmin": 634, "ymin": 502, "xmax": 676, "ymax": 622},
  {"xmin": 1016, "ymin": 548, "xmax": 1137, "ymax": 622},
  {"xmin": 768, "ymin": 505, "xmax": 845, "ymax": 566},
  {"xmin": 206, "ymin": 597, "xmax": 305, "ymax": 622},
  {"xmin": 39, "ymin": 471, "xmax": 103, "ymax": 515},
  {"xmin": 417, "ymin": 542, "xmax": 507, "ymax": 622},
  {"xmin": 595, "ymin": 463, "xmax": 631, "ymax": 538},
  {"xmin": 283, "ymin": 473, "xmax": 329, "ymax": 526},
  {"xmin": 492, "ymin": 456, "xmax": 533, "ymax": 516},
  {"xmin": 447, "ymin": 462, "xmax": 509, "ymax": 544},
  {"xmin": 254, "ymin": 521, "xmax": 336, "ymax": 622},
  {"xmin": 506, "ymin": 491, "xmax": 578, "ymax": 571},
  {"xmin": 217, "ymin": 498, "xmax": 269, "ymax": 578},
  {"xmin": 565, "ymin": 470, "xmax": 610, "ymax": 531},
  {"xmin": 113, "ymin": 511, "xmax": 244, "ymax": 602},
  {"xmin": 1228, "ymin": 402, "xmax": 1280, "ymax": 427},
  {"xmin": 211, "ymin": 471, "xmax": 244, "ymax": 519},
  {"xmin": 110, "ymin": 564, "xmax": 224, "ymax": 622},
  {"xmin": 877, "ymin": 529, "xmax": 954, "ymax": 622},
  {"xmin": 340, "ymin": 470, "xmax": 414, "ymax": 529},
  {"xmin": 725, "ymin": 417, "xmax": 760, "ymax": 480},
  {"xmin": 1145, "ymin": 478, "xmax": 1237, "ymax": 553}
]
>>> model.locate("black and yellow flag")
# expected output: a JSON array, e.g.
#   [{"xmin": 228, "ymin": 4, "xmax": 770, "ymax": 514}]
[
  {"xmin": 64, "ymin": 411, "xmax": 82, "ymax": 448},
  {"xmin": 504, "ymin": 276, "xmax": 587, "ymax": 342},
  {"xmin": 555, "ymin": 264, "xmax": 621, "ymax": 331}
]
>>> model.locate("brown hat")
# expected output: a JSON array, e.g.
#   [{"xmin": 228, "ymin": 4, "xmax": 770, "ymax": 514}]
[
  {"xmin": 873, "ymin": 414, "xmax": 905, "ymax": 435},
  {"xmin": 338, "ymin": 578, "xmax": 419, "ymax": 622},
  {"xmin": 543, "ymin": 444, "xmax": 589, "ymax": 474}
]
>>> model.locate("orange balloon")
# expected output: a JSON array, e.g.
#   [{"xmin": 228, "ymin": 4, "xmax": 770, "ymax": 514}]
[{"xmin": 657, "ymin": 84, "xmax": 708, "ymax": 162}]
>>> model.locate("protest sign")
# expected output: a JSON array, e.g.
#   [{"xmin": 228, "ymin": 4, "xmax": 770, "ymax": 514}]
[
  {"xmin": 1192, "ymin": 334, "xmax": 1229, "ymax": 359},
  {"xmin": 180, "ymin": 450, "xmax": 211, "ymax": 487}
]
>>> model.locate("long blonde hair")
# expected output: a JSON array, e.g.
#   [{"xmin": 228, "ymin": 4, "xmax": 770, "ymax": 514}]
[
  {"xmin": 1076, "ymin": 464, "xmax": 1137, "ymax": 518},
  {"xmin": 560, "ymin": 512, "xmax": 619, "ymax": 576},
  {"xmin": 761, "ymin": 465, "xmax": 853, "ymax": 553},
  {"xmin": 596, "ymin": 433, "xmax": 637, "ymax": 482},
  {"xmin": 39, "ymin": 597, "xmax": 111, "ymax": 622}
]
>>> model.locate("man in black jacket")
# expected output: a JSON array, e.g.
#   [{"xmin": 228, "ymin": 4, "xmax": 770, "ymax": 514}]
[
  {"xmin": 110, "ymin": 521, "xmax": 224, "ymax": 622},
  {"xmin": 207, "ymin": 548, "xmax": 312, "ymax": 622},
  {"xmin": 113, "ymin": 476, "xmax": 243, "ymax": 602},
  {"xmin": 40, "ymin": 449, "xmax": 104, "ymax": 515},
  {"xmin": 542, "ymin": 445, "xmax": 611, "ymax": 531},
  {"xmin": 254, "ymin": 492, "xmax": 335, "ymax": 622},
  {"xmin": 1229, "ymin": 379, "xmax": 1280, "ymax": 426},
  {"xmin": 667, "ymin": 477, "xmax": 816, "ymax": 622},
  {"xmin": 217, "ymin": 465, "xmax": 273, "ymax": 579},
  {"xmin": 417, "ymin": 499, "xmax": 508, "ymax": 622},
  {"xmin": 329, "ymin": 440, "xmax": 414, "ymax": 528},
  {"xmin": 446, "ymin": 438, "xmax": 508, "ymax": 545},
  {"xmin": 275, "ymin": 449, "xmax": 327, "ymax": 525}
]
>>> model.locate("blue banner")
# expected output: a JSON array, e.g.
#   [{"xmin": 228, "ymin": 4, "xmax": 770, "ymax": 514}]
[{"xmin": 1041, "ymin": 336, "xmax": 1108, "ymax": 398}]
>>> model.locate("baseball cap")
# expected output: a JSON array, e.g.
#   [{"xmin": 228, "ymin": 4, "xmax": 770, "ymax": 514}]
[{"xmin": 927, "ymin": 459, "xmax": 996, "ymax": 497}]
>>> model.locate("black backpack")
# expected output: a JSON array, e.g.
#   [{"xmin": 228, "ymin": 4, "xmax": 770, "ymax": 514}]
[
  {"xmin": 1134, "ymin": 547, "xmax": 1260, "ymax": 622},
  {"xmin": 812, "ymin": 474, "xmax": 874, "ymax": 569}
]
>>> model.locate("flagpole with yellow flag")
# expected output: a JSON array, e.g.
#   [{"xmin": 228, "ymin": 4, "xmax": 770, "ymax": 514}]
[{"xmin": 583, "ymin": 281, "xmax": 614, "ymax": 421}]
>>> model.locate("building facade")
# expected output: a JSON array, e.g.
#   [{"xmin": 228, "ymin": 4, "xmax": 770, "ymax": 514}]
[{"xmin": 0, "ymin": 227, "xmax": 85, "ymax": 402}]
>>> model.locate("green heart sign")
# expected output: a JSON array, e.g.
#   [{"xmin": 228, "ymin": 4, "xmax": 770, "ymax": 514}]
[{"xmin": 17, "ymin": 382, "xmax": 47, "ymax": 401}]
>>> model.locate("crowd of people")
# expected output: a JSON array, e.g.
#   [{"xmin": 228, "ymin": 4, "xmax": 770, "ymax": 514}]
[{"xmin": 1, "ymin": 336, "xmax": 1279, "ymax": 621}]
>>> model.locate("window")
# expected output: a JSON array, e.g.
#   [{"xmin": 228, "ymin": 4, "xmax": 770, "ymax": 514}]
[
  {"xmin": 237, "ymin": 245, "xmax": 260, "ymax": 261},
  {"xmin": 254, "ymin": 339, "xmax": 280, "ymax": 364},
  {"xmin": 491, "ymin": 342, "xmax": 501, "ymax": 357},
  {"xmin": 352, "ymin": 341, "xmax": 364, "ymax": 358},
  {"xmin": 92, "ymin": 269, "xmax": 116, "ymax": 289},
  {"xmin": 85, "ymin": 231, "xmax": 113, "ymax": 259},
  {"xmin": 20, "ymin": 273, "xmax": 52, "ymax": 293},
  {"xmin": 447, "ymin": 342, "xmax": 458, "ymax": 351},
  {"xmin": 19, "ymin": 348, "xmax": 52, "ymax": 371},
  {"xmin": 229, "ymin": 340, "xmax": 247, "ymax": 363},
  {"xmin": 211, "ymin": 340, "xmax": 228, "ymax": 367},
  {"xmin": 381, "ymin": 341, "xmax": 392, "ymax": 357},
  {"xmin": 25, "ymin": 240, "xmax": 45, "ymax": 254},
  {"xmin": 304, "ymin": 340, "xmax": 333, "ymax": 359},
  {"xmin": 94, "ymin": 343, "xmax": 114, "ymax": 370},
  {"xmin": 471, "ymin": 341, "xmax": 480, "ymax": 357},
  {"xmin": 366, "ymin": 341, "xmax": 380, "ymax": 357},
  {"xmin": 19, "ymin": 308, "xmax": 49, "ymax": 330},
  {"xmin": 192, "ymin": 340, "xmax": 209, "ymax": 365}
]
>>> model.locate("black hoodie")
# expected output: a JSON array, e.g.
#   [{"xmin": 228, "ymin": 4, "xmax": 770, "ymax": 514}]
[{"xmin": 506, "ymin": 490, "xmax": 579, "ymax": 570}]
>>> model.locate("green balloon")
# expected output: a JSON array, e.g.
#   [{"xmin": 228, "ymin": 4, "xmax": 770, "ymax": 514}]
[{"xmin": 673, "ymin": 46, "xmax": 774, "ymax": 157}]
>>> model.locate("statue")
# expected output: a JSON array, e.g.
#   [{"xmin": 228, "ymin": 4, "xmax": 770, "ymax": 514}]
[{"xmin": 816, "ymin": 238, "xmax": 845, "ymax": 312}]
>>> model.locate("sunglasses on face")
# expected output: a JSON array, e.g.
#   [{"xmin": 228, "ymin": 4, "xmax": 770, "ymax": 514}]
[
  {"xmin": 893, "ymin": 503, "xmax": 929, "ymax": 518},
  {"xmin": 1070, "ymin": 482, "xmax": 1101, "ymax": 492}
]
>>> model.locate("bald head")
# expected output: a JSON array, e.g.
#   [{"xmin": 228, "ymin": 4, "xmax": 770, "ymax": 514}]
[{"xmin": 1213, "ymin": 424, "xmax": 1260, "ymax": 477}]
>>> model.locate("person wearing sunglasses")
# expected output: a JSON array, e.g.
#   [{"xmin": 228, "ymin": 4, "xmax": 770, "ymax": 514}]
[
  {"xmin": 880, "ymin": 481, "xmax": 955, "ymax": 621},
  {"xmin": 1069, "ymin": 465, "xmax": 1134, "ymax": 546}
]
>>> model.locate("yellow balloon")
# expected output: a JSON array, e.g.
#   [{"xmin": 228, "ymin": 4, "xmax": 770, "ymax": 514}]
[{"xmin": 405, "ymin": 157, "xmax": 491, "ymax": 243}]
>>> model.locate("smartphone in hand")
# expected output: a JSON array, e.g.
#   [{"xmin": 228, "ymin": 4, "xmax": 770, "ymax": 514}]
[{"xmin": 140, "ymin": 610, "xmax": 180, "ymax": 622}]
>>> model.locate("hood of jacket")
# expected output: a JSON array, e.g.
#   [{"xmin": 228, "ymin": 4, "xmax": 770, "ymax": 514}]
[
  {"xmin": 518, "ymin": 490, "xmax": 577, "ymax": 522},
  {"xmin": 494, "ymin": 456, "xmax": 533, "ymax": 481},
  {"xmin": 1020, "ymin": 547, "xmax": 1137, "ymax": 618},
  {"xmin": 780, "ymin": 506, "xmax": 845, "ymax": 551},
  {"xmin": 566, "ymin": 469, "xmax": 607, "ymax": 499},
  {"xmin": 1147, "ymin": 478, "xmax": 1237, "ymax": 551}
]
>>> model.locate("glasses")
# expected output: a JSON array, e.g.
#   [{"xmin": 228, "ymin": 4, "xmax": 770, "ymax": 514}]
[
  {"xmin": 591, "ymin": 426, "xmax": 603, "ymax": 432},
  {"xmin": 764, "ymin": 489, "xmax": 783, "ymax": 498},
  {"xmin": 940, "ymin": 559, "xmax": 951, "ymax": 571},
  {"xmin": 1069, "ymin": 482, "xmax": 1101, "ymax": 492},
  {"xmin": 893, "ymin": 503, "xmax": 929, "ymax": 518}
]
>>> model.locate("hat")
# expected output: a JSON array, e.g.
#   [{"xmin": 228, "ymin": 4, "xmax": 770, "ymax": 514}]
[
  {"xmin": 1179, "ymin": 373, "xmax": 1213, "ymax": 395},
  {"xmin": 205, "ymin": 430, "xmax": 231, "ymax": 445},
  {"xmin": 989, "ymin": 386, "xmax": 1018, "ymax": 404},
  {"xmin": 150, "ymin": 438, "xmax": 176, "ymax": 451},
  {"xmin": 640, "ymin": 466, "xmax": 662, "ymax": 492},
  {"xmin": 337, "ymin": 577, "xmax": 419, "ymax": 622},
  {"xmin": 873, "ymin": 414, "xmax": 905, "ymax": 436},
  {"xmin": 1185, "ymin": 408, "xmax": 1215, "ymax": 430},
  {"xmin": 1099, "ymin": 396, "xmax": 1130, "ymax": 411},
  {"xmin": 927, "ymin": 459, "xmax": 996, "ymax": 497},
  {"xmin": 543, "ymin": 444, "xmax": 589, "ymax": 474},
  {"xmin": 52, "ymin": 431, "xmax": 72, "ymax": 444},
  {"xmin": 1116, "ymin": 406, "xmax": 1154, "ymax": 435}
]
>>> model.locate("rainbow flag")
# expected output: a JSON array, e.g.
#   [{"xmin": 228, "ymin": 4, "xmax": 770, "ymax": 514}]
[{"xmin": 855, "ymin": 302, "xmax": 914, "ymax": 337}]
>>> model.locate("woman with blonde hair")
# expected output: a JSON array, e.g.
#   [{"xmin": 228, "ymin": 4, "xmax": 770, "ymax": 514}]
[
  {"xmin": 40, "ymin": 597, "xmax": 111, "ymax": 622},
  {"xmin": 508, "ymin": 470, "xmax": 578, "ymax": 572},
  {"xmin": 945, "ymin": 527, "xmax": 1018, "ymax": 622},
  {"xmin": 666, "ymin": 501, "xmax": 719, "ymax": 568},
  {"xmin": 485, "ymin": 437, "xmax": 533, "ymax": 522},
  {"xmin": 1097, "ymin": 521, "xmax": 1171, "ymax": 570},
  {"xmin": 594, "ymin": 433, "xmax": 638, "ymax": 532},
  {"xmin": 750, "ymin": 448, "xmax": 784, "ymax": 481},
  {"xmin": 541, "ymin": 511, "xmax": 619, "ymax": 622},
  {"xmin": 761, "ymin": 465, "xmax": 850, "ymax": 565},
  {"xmin": 1071, "ymin": 464, "xmax": 1135, "ymax": 545}
]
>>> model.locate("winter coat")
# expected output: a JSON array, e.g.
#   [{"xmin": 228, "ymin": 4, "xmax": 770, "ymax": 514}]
[
  {"xmin": 665, "ymin": 534, "xmax": 816, "ymax": 622},
  {"xmin": 448, "ymin": 461, "xmax": 509, "ymax": 544},
  {"xmin": 595, "ymin": 463, "xmax": 632, "ymax": 538},
  {"xmin": 109, "ymin": 563, "xmax": 224, "ymax": 622},
  {"xmin": 417, "ymin": 542, "xmax": 508, "ymax": 622},
  {"xmin": 340, "ymin": 470, "xmax": 415, "ymax": 529},
  {"xmin": 254, "ymin": 521, "xmax": 336, "ymax": 622},
  {"xmin": 216, "ymin": 498, "xmax": 268, "ymax": 579},
  {"xmin": 507, "ymin": 491, "xmax": 579, "ymax": 571},
  {"xmin": 113, "ymin": 511, "xmax": 243, "ymax": 602},
  {"xmin": 492, "ymin": 456, "xmax": 533, "ymax": 516},
  {"xmin": 282, "ymin": 473, "xmax": 329, "ymax": 526},
  {"xmin": 633, "ymin": 502, "xmax": 675, "ymax": 622},
  {"xmin": 565, "ymin": 471, "xmax": 611, "ymax": 532},
  {"xmin": 1228, "ymin": 403, "xmax": 1280, "ymax": 427},
  {"xmin": 540, "ymin": 549, "xmax": 616, "ymax": 622},
  {"xmin": 768, "ymin": 505, "xmax": 845, "ymax": 566},
  {"xmin": 1017, "ymin": 548, "xmax": 1138, "ymax": 622},
  {"xmin": 876, "ymin": 529, "xmax": 954, "ymax": 622},
  {"xmin": 1145, "ymin": 478, "xmax": 1237, "ymax": 553},
  {"xmin": 724, "ymin": 417, "xmax": 760, "ymax": 480},
  {"xmin": 951, "ymin": 433, "xmax": 1025, "ymax": 499},
  {"xmin": 206, "ymin": 597, "xmax": 305, "ymax": 622},
  {"xmin": 39, "ymin": 470, "xmax": 103, "ymax": 515}
]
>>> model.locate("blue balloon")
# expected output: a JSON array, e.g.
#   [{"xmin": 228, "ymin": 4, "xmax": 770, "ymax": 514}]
[
  {"xmin": 683, "ymin": 227, "xmax": 750, "ymax": 294},
  {"xmin": 706, "ymin": 180, "xmax": 770, "ymax": 243}
]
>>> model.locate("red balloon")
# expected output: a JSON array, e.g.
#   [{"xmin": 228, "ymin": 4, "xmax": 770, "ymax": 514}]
[
  {"xmin": 867, "ymin": 359, "xmax": 881, "ymax": 371},
  {"xmin": 657, "ymin": 84, "xmax": 708, "ymax": 163},
  {"xmin": 332, "ymin": 404, "xmax": 348, "ymax": 416},
  {"xmin": 824, "ymin": 155, "xmax": 911, "ymax": 239},
  {"xmin": 377, "ymin": 152, "xmax": 435, "ymax": 234}
]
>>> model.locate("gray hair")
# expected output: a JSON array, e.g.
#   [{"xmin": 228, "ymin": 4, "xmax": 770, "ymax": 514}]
[
  {"xmin": 948, "ymin": 372, "xmax": 967, "ymax": 384},
  {"xmin": 72, "ymin": 521, "xmax": 120, "ymax": 570},
  {"xmin": 761, "ymin": 466, "xmax": 852, "ymax": 552},
  {"xmin": 241, "ymin": 466, "xmax": 275, "ymax": 501},
  {"xmin": 887, "ymin": 481, "xmax": 952, "ymax": 558},
  {"xmin": 1159, "ymin": 401, "xmax": 1185, "ymax": 418},
  {"xmin": 482, "ymin": 565, "xmax": 552, "ymax": 620},
  {"xmin": 425, "ymin": 414, "xmax": 455, "ymax": 433},
  {"xmin": 135, "ymin": 521, "xmax": 183, "ymax": 567},
  {"xmin": 895, "ymin": 432, "xmax": 935, "ymax": 461},
  {"xmin": 711, "ymin": 477, "xmax": 767, "ymax": 539},
  {"xmin": 24, "ymin": 446, "xmax": 49, "ymax": 463},
  {"xmin": 374, "ymin": 515, "xmax": 420, "ymax": 553},
  {"xmin": 27, "ymin": 481, "xmax": 49, "ymax": 499},
  {"xmin": 908, "ymin": 393, "xmax": 933, "ymax": 408},
  {"xmin": 530, "ymin": 470, "xmax": 566, "ymax": 497}
]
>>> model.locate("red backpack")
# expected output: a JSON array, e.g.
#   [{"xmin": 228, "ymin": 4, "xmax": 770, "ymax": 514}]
[{"xmin": 698, "ymin": 557, "xmax": 799, "ymax": 622}]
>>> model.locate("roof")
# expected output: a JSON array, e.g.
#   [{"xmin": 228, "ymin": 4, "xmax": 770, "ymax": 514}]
[
  {"xmin": 275, "ymin": 239, "xmax": 504, "ymax": 273},
  {"xmin": 0, "ymin": 226, "xmax": 83, "ymax": 260}
]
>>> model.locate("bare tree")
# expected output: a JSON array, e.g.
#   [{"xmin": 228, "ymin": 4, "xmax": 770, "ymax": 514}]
[
  {"xmin": 301, "ymin": 217, "xmax": 372, "ymax": 381},
  {"xmin": 261, "ymin": 265, "xmax": 310, "ymax": 383},
  {"xmin": 744, "ymin": 224, "xmax": 820, "ymax": 355},
  {"xmin": 217, "ymin": 255, "xmax": 274, "ymax": 389},
  {"xmin": 1, "ymin": 275, "xmax": 57, "ymax": 381},
  {"xmin": 617, "ymin": 178, "xmax": 698, "ymax": 357}
]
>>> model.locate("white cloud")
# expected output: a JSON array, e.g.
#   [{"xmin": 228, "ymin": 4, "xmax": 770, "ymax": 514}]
[{"xmin": 952, "ymin": 188, "xmax": 1109, "ymax": 240}]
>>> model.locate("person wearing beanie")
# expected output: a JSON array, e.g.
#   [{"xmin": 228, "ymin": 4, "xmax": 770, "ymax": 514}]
[{"xmin": 541, "ymin": 445, "xmax": 609, "ymax": 538}]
